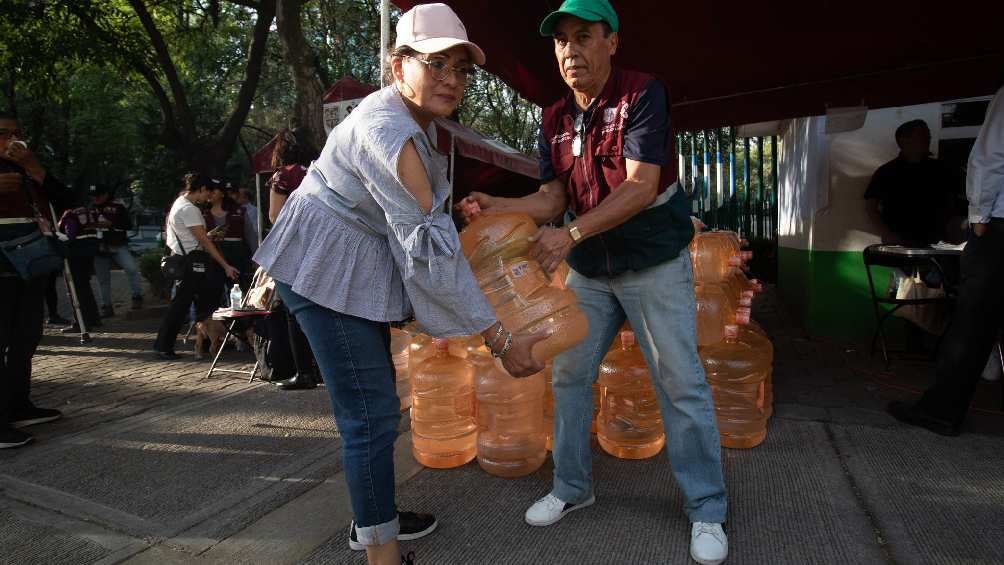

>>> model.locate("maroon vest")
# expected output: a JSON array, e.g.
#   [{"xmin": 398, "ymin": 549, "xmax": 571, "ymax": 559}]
[
  {"xmin": 0, "ymin": 158, "xmax": 50, "ymax": 220},
  {"xmin": 541, "ymin": 68, "xmax": 677, "ymax": 215},
  {"xmin": 203, "ymin": 204, "xmax": 247, "ymax": 240}
]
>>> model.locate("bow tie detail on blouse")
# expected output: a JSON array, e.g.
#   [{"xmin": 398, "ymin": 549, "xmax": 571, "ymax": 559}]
[{"xmin": 390, "ymin": 212, "xmax": 458, "ymax": 281}]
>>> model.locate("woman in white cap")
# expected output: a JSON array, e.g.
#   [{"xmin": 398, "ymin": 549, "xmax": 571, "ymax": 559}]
[{"xmin": 254, "ymin": 4, "xmax": 544, "ymax": 564}]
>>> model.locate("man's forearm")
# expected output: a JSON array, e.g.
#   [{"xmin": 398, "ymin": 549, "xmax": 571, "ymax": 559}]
[
  {"xmin": 489, "ymin": 187, "xmax": 566, "ymax": 225},
  {"xmin": 570, "ymin": 177, "xmax": 657, "ymax": 241}
]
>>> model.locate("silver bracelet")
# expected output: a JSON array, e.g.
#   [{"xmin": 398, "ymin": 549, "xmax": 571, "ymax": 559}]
[
  {"xmin": 486, "ymin": 322, "xmax": 505, "ymax": 349},
  {"xmin": 492, "ymin": 331, "xmax": 513, "ymax": 359}
]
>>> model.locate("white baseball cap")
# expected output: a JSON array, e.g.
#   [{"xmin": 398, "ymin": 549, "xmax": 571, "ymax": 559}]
[{"xmin": 395, "ymin": 3, "xmax": 486, "ymax": 66}]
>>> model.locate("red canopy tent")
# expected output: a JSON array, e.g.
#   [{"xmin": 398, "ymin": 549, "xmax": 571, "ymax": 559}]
[
  {"xmin": 323, "ymin": 75, "xmax": 379, "ymax": 104},
  {"xmin": 433, "ymin": 117, "xmax": 539, "ymax": 201},
  {"xmin": 249, "ymin": 77, "xmax": 541, "ymax": 235},
  {"xmin": 250, "ymin": 135, "xmax": 278, "ymax": 175},
  {"xmin": 392, "ymin": 0, "xmax": 1004, "ymax": 130}
]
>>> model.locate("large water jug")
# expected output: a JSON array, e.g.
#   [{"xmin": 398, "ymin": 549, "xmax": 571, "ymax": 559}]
[
  {"xmin": 475, "ymin": 354, "xmax": 547, "ymax": 477},
  {"xmin": 701, "ymin": 325, "xmax": 770, "ymax": 448},
  {"xmin": 724, "ymin": 271, "xmax": 758, "ymax": 312},
  {"xmin": 460, "ymin": 212, "xmax": 588, "ymax": 362},
  {"xmin": 690, "ymin": 231, "xmax": 752, "ymax": 284},
  {"xmin": 448, "ymin": 334, "xmax": 486, "ymax": 359},
  {"xmin": 408, "ymin": 331, "xmax": 433, "ymax": 383},
  {"xmin": 739, "ymin": 322, "xmax": 774, "ymax": 419},
  {"xmin": 390, "ymin": 327, "xmax": 412, "ymax": 410},
  {"xmin": 597, "ymin": 331, "xmax": 665, "ymax": 459},
  {"xmin": 411, "ymin": 339, "xmax": 477, "ymax": 468},
  {"xmin": 695, "ymin": 283, "xmax": 751, "ymax": 347}
]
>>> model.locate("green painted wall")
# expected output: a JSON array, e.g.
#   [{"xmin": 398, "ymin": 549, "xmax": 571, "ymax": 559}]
[{"xmin": 778, "ymin": 246, "xmax": 908, "ymax": 342}]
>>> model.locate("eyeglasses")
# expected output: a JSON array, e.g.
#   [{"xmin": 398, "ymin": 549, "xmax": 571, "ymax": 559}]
[
  {"xmin": 0, "ymin": 128, "xmax": 23, "ymax": 138},
  {"xmin": 404, "ymin": 56, "xmax": 477, "ymax": 84},
  {"xmin": 572, "ymin": 113, "xmax": 584, "ymax": 157}
]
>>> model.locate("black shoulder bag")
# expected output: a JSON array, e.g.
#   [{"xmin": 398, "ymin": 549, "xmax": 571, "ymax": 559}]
[
  {"xmin": 160, "ymin": 227, "xmax": 190, "ymax": 281},
  {"xmin": 161, "ymin": 226, "xmax": 211, "ymax": 281}
]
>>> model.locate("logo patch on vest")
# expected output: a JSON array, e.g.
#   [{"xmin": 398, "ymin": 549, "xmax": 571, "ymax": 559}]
[
  {"xmin": 551, "ymin": 131, "xmax": 573, "ymax": 145},
  {"xmin": 602, "ymin": 101, "xmax": 629, "ymax": 135}
]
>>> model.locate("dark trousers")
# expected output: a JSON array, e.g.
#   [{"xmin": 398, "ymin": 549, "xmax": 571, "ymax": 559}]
[
  {"xmin": 68, "ymin": 255, "xmax": 100, "ymax": 326},
  {"xmin": 260, "ymin": 304, "xmax": 317, "ymax": 380},
  {"xmin": 45, "ymin": 272, "xmax": 60, "ymax": 319},
  {"xmin": 153, "ymin": 258, "xmax": 222, "ymax": 353},
  {"xmin": 0, "ymin": 276, "xmax": 45, "ymax": 425},
  {"xmin": 919, "ymin": 219, "xmax": 1004, "ymax": 425}
]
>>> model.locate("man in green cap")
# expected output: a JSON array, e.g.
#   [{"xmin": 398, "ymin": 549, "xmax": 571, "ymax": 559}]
[{"xmin": 461, "ymin": 1, "xmax": 729, "ymax": 563}]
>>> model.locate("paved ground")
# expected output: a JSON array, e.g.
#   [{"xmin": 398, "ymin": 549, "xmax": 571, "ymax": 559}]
[{"xmin": 2, "ymin": 285, "xmax": 1002, "ymax": 565}]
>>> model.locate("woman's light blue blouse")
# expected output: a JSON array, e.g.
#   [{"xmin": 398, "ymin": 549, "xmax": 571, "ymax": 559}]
[{"xmin": 253, "ymin": 86, "xmax": 496, "ymax": 337}]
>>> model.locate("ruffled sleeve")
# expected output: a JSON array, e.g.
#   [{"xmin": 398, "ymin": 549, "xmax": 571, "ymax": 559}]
[{"xmin": 352, "ymin": 125, "xmax": 496, "ymax": 337}]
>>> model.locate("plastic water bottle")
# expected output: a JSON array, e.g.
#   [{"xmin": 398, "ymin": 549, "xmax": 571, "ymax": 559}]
[{"xmin": 229, "ymin": 283, "xmax": 243, "ymax": 310}]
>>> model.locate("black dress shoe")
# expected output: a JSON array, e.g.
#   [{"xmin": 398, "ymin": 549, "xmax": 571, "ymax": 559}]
[
  {"xmin": 11, "ymin": 405, "xmax": 63, "ymax": 428},
  {"xmin": 886, "ymin": 401, "xmax": 961, "ymax": 437},
  {"xmin": 0, "ymin": 426, "xmax": 33, "ymax": 449},
  {"xmin": 273, "ymin": 373, "xmax": 318, "ymax": 390}
]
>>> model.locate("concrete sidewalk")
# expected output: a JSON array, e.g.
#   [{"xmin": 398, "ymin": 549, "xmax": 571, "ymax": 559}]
[{"xmin": 2, "ymin": 287, "xmax": 1002, "ymax": 564}]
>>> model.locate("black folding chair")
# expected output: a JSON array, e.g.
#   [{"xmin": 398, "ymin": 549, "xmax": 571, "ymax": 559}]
[{"xmin": 862, "ymin": 244, "xmax": 957, "ymax": 366}]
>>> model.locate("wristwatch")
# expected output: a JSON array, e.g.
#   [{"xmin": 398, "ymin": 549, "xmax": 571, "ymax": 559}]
[{"xmin": 568, "ymin": 224, "xmax": 583, "ymax": 243}]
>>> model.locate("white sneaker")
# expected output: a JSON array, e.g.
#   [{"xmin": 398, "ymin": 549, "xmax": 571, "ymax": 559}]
[
  {"xmin": 524, "ymin": 493, "xmax": 595, "ymax": 527},
  {"xmin": 690, "ymin": 522, "xmax": 728, "ymax": 565}
]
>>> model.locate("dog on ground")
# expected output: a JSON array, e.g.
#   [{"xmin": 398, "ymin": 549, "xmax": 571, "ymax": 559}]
[{"xmin": 194, "ymin": 318, "xmax": 228, "ymax": 361}]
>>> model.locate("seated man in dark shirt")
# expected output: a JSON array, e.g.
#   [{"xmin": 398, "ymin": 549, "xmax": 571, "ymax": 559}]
[{"xmin": 864, "ymin": 119, "xmax": 964, "ymax": 246}]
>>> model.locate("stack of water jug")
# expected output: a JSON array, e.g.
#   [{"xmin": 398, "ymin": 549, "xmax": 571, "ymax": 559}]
[
  {"xmin": 393, "ymin": 218, "xmax": 774, "ymax": 479},
  {"xmin": 394, "ymin": 211, "xmax": 589, "ymax": 477},
  {"xmin": 691, "ymin": 230, "xmax": 774, "ymax": 448}
]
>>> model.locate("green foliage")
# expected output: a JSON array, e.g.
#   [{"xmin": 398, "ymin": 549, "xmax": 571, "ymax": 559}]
[
  {"xmin": 1, "ymin": 0, "xmax": 543, "ymax": 215},
  {"xmin": 459, "ymin": 72, "xmax": 541, "ymax": 155},
  {"xmin": 138, "ymin": 247, "xmax": 168, "ymax": 298}
]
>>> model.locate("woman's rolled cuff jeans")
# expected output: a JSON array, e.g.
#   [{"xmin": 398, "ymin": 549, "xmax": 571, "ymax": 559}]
[{"xmin": 276, "ymin": 281, "xmax": 401, "ymax": 546}]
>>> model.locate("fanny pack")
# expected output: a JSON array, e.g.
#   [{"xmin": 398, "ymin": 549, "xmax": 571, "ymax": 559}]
[
  {"xmin": 0, "ymin": 177, "xmax": 64, "ymax": 280},
  {"xmin": 1, "ymin": 228, "xmax": 64, "ymax": 280}
]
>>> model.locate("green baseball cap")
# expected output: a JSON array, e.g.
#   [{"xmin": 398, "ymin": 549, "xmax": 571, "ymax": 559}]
[{"xmin": 539, "ymin": 0, "xmax": 620, "ymax": 36}]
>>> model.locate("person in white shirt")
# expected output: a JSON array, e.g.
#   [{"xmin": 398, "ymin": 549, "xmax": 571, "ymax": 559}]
[
  {"xmin": 153, "ymin": 174, "xmax": 239, "ymax": 359},
  {"xmin": 888, "ymin": 85, "xmax": 1004, "ymax": 436}
]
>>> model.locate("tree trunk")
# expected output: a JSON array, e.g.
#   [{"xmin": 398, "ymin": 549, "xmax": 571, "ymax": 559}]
[{"xmin": 275, "ymin": 0, "xmax": 328, "ymax": 150}]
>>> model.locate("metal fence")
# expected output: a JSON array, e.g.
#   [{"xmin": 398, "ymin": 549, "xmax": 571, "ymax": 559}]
[
  {"xmin": 677, "ymin": 128, "xmax": 780, "ymax": 280},
  {"xmin": 677, "ymin": 128, "xmax": 779, "ymax": 242}
]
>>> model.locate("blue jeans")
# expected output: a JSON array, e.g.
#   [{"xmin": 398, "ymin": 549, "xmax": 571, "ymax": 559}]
[
  {"xmin": 276, "ymin": 281, "xmax": 401, "ymax": 545},
  {"xmin": 94, "ymin": 244, "xmax": 142, "ymax": 307},
  {"xmin": 551, "ymin": 251, "xmax": 728, "ymax": 523}
]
